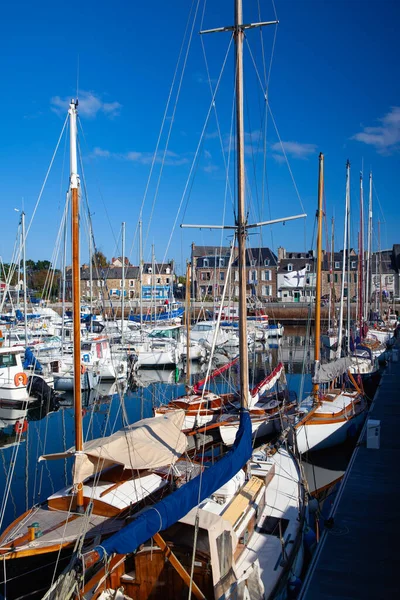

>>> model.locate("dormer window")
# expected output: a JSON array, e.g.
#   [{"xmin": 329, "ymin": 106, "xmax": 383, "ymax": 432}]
[
  {"xmin": 148, "ymin": 267, "xmax": 152, "ymax": 273},
  {"xmin": 264, "ymin": 259, "xmax": 270, "ymax": 266},
  {"xmin": 288, "ymin": 264, "xmax": 293, "ymax": 272},
  {"xmin": 219, "ymin": 258, "xmax": 225, "ymax": 267},
  {"xmin": 251, "ymin": 259, "xmax": 256, "ymax": 267},
  {"xmin": 203, "ymin": 259, "xmax": 209, "ymax": 268},
  {"xmin": 351, "ymin": 261, "xmax": 356, "ymax": 269},
  {"xmin": 334, "ymin": 261, "xmax": 340, "ymax": 269},
  {"xmin": 305, "ymin": 263, "xmax": 310, "ymax": 272},
  {"xmin": 166, "ymin": 267, "xmax": 171, "ymax": 274}
]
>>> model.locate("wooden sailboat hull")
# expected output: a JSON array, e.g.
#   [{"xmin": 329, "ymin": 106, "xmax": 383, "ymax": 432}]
[{"xmin": 295, "ymin": 408, "xmax": 366, "ymax": 454}]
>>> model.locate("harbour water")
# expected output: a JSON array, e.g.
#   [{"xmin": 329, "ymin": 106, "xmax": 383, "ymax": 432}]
[{"xmin": 0, "ymin": 325, "xmax": 364, "ymax": 598}]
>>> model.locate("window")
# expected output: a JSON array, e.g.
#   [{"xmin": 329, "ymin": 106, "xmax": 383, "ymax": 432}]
[
  {"xmin": 166, "ymin": 267, "xmax": 171, "ymax": 274},
  {"xmin": 251, "ymin": 259, "xmax": 256, "ymax": 267},
  {"xmin": 327, "ymin": 274, "xmax": 331, "ymax": 283},
  {"xmin": 306, "ymin": 277, "xmax": 310, "ymax": 285},
  {"xmin": 262, "ymin": 270, "xmax": 271, "ymax": 281},
  {"xmin": 234, "ymin": 286, "xmax": 239, "ymax": 296},
  {"xmin": 220, "ymin": 272, "xmax": 225, "ymax": 281},
  {"xmin": 264, "ymin": 259, "xmax": 270, "ymax": 266},
  {"xmin": 0, "ymin": 353, "xmax": 17, "ymax": 368},
  {"xmin": 354, "ymin": 273, "xmax": 357, "ymax": 283},
  {"xmin": 203, "ymin": 258, "xmax": 209, "ymax": 268},
  {"xmin": 200, "ymin": 272, "xmax": 211, "ymax": 281},
  {"xmin": 234, "ymin": 270, "xmax": 239, "ymax": 281},
  {"xmin": 216, "ymin": 531, "xmax": 232, "ymax": 579},
  {"xmin": 147, "ymin": 267, "xmax": 152, "ymax": 273},
  {"xmin": 334, "ymin": 274, "xmax": 338, "ymax": 283},
  {"xmin": 219, "ymin": 258, "xmax": 225, "ymax": 267},
  {"xmin": 351, "ymin": 261, "xmax": 356, "ymax": 269},
  {"xmin": 157, "ymin": 278, "xmax": 161, "ymax": 284},
  {"xmin": 166, "ymin": 278, "xmax": 170, "ymax": 284},
  {"xmin": 306, "ymin": 263, "xmax": 310, "ymax": 272},
  {"xmin": 263, "ymin": 285, "xmax": 272, "ymax": 296},
  {"xmin": 129, "ymin": 279, "xmax": 134, "ymax": 287},
  {"xmin": 335, "ymin": 261, "xmax": 340, "ymax": 269},
  {"xmin": 287, "ymin": 264, "xmax": 293, "ymax": 272}
]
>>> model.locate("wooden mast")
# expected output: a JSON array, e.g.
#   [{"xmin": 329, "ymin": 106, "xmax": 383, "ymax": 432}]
[
  {"xmin": 69, "ymin": 99, "xmax": 84, "ymax": 513},
  {"xmin": 235, "ymin": 0, "xmax": 249, "ymax": 409},
  {"xmin": 313, "ymin": 153, "xmax": 324, "ymax": 396}
]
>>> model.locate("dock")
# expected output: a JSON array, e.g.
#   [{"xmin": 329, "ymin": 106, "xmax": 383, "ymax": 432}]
[{"xmin": 299, "ymin": 342, "xmax": 400, "ymax": 599}]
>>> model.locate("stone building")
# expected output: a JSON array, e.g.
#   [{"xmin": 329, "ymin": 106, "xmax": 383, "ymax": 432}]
[
  {"xmin": 66, "ymin": 262, "xmax": 174, "ymax": 301},
  {"xmin": 277, "ymin": 249, "xmax": 316, "ymax": 302},
  {"xmin": 193, "ymin": 245, "xmax": 277, "ymax": 301},
  {"xmin": 321, "ymin": 250, "xmax": 358, "ymax": 300}
]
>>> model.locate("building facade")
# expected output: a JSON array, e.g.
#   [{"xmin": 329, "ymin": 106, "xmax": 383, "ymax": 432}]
[{"xmin": 277, "ymin": 249, "xmax": 316, "ymax": 303}]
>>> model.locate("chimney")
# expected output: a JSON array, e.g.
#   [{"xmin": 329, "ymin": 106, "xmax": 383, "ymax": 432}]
[{"xmin": 277, "ymin": 246, "xmax": 286, "ymax": 261}]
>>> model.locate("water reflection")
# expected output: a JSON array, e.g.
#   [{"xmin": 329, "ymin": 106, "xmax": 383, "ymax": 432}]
[{"xmin": 0, "ymin": 326, "xmax": 359, "ymax": 552}]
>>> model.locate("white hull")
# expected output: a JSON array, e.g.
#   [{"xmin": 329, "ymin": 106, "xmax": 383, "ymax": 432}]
[
  {"xmin": 219, "ymin": 416, "xmax": 276, "ymax": 446},
  {"xmin": 53, "ymin": 370, "xmax": 98, "ymax": 391},
  {"xmin": 296, "ymin": 409, "xmax": 366, "ymax": 454}
]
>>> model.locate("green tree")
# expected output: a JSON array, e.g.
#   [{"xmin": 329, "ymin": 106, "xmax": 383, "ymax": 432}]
[{"xmin": 92, "ymin": 251, "xmax": 108, "ymax": 268}]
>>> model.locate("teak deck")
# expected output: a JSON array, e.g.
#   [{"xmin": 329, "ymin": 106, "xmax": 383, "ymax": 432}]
[{"xmin": 300, "ymin": 342, "xmax": 400, "ymax": 599}]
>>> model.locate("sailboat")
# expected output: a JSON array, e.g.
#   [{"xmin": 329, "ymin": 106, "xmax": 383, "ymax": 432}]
[
  {"xmin": 45, "ymin": 3, "xmax": 308, "ymax": 599},
  {"xmin": 293, "ymin": 154, "xmax": 367, "ymax": 454},
  {"xmin": 0, "ymin": 101, "xmax": 198, "ymax": 600}
]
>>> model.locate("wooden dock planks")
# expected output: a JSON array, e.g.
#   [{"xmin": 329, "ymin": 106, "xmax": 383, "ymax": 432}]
[{"xmin": 300, "ymin": 347, "xmax": 400, "ymax": 599}]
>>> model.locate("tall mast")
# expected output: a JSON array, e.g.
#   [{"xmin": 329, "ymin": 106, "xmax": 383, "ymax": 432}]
[
  {"xmin": 62, "ymin": 196, "xmax": 68, "ymax": 348},
  {"xmin": 139, "ymin": 219, "xmax": 143, "ymax": 328},
  {"xmin": 378, "ymin": 220, "xmax": 382, "ymax": 316},
  {"xmin": 185, "ymin": 260, "xmax": 191, "ymax": 390},
  {"xmin": 88, "ymin": 222, "xmax": 93, "ymax": 333},
  {"xmin": 235, "ymin": 0, "xmax": 249, "ymax": 409},
  {"xmin": 21, "ymin": 211, "xmax": 28, "ymax": 345},
  {"xmin": 328, "ymin": 216, "xmax": 334, "ymax": 331},
  {"xmin": 121, "ymin": 221, "xmax": 126, "ymax": 344},
  {"xmin": 358, "ymin": 173, "xmax": 364, "ymax": 337},
  {"xmin": 313, "ymin": 153, "xmax": 324, "ymax": 396},
  {"xmin": 69, "ymin": 99, "xmax": 84, "ymax": 513},
  {"xmin": 365, "ymin": 172, "xmax": 373, "ymax": 321},
  {"xmin": 346, "ymin": 166, "xmax": 351, "ymax": 354},
  {"xmin": 337, "ymin": 161, "xmax": 349, "ymax": 359}
]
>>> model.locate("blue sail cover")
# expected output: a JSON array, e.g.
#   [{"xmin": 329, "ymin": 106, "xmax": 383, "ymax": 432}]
[
  {"xmin": 129, "ymin": 307, "xmax": 185, "ymax": 323},
  {"xmin": 23, "ymin": 347, "xmax": 43, "ymax": 373},
  {"xmin": 96, "ymin": 409, "xmax": 252, "ymax": 558}
]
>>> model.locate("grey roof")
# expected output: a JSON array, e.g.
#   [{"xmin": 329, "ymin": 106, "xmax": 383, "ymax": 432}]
[
  {"xmin": 233, "ymin": 247, "xmax": 278, "ymax": 268},
  {"xmin": 278, "ymin": 257, "xmax": 315, "ymax": 274},
  {"xmin": 191, "ymin": 245, "xmax": 232, "ymax": 258}
]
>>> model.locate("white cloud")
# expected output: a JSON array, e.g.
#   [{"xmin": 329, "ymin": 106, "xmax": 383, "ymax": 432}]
[
  {"xmin": 352, "ymin": 106, "xmax": 400, "ymax": 154},
  {"xmin": 270, "ymin": 141, "xmax": 317, "ymax": 162},
  {"xmin": 90, "ymin": 147, "xmax": 188, "ymax": 166},
  {"xmin": 50, "ymin": 90, "xmax": 122, "ymax": 119},
  {"xmin": 204, "ymin": 164, "xmax": 218, "ymax": 173}
]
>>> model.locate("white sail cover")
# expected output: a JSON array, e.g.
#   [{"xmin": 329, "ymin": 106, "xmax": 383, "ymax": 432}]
[
  {"xmin": 312, "ymin": 357, "xmax": 352, "ymax": 384},
  {"xmin": 40, "ymin": 410, "xmax": 187, "ymax": 483}
]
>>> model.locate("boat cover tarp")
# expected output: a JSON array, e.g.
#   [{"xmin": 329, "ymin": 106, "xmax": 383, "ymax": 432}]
[
  {"xmin": 95, "ymin": 409, "xmax": 252, "ymax": 558},
  {"xmin": 23, "ymin": 347, "xmax": 43, "ymax": 374},
  {"xmin": 40, "ymin": 411, "xmax": 187, "ymax": 483},
  {"xmin": 129, "ymin": 307, "xmax": 184, "ymax": 322},
  {"xmin": 312, "ymin": 357, "xmax": 352, "ymax": 384}
]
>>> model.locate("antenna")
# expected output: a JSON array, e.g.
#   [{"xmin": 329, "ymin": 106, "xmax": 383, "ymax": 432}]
[{"xmin": 76, "ymin": 54, "xmax": 80, "ymax": 99}]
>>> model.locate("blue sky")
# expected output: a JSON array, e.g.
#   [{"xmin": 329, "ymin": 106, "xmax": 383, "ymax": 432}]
[{"xmin": 0, "ymin": 0, "xmax": 399, "ymax": 274}]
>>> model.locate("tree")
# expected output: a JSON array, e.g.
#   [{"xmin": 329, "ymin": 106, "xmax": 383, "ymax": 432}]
[{"xmin": 92, "ymin": 251, "xmax": 108, "ymax": 268}]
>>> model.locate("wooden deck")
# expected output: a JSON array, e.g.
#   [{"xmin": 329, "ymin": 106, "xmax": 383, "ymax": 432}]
[{"xmin": 300, "ymin": 343, "xmax": 400, "ymax": 599}]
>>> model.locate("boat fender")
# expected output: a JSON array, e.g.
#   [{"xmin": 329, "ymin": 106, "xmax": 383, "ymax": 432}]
[
  {"xmin": 14, "ymin": 419, "xmax": 28, "ymax": 434},
  {"xmin": 308, "ymin": 497, "xmax": 319, "ymax": 514},
  {"xmin": 287, "ymin": 576, "xmax": 302, "ymax": 598},
  {"xmin": 304, "ymin": 524, "xmax": 317, "ymax": 555},
  {"xmin": 81, "ymin": 364, "xmax": 86, "ymax": 374},
  {"xmin": 14, "ymin": 372, "xmax": 28, "ymax": 386}
]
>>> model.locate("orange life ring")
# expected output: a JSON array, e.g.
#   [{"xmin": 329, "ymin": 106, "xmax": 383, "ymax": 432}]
[
  {"xmin": 14, "ymin": 419, "xmax": 28, "ymax": 434},
  {"xmin": 14, "ymin": 372, "xmax": 28, "ymax": 387}
]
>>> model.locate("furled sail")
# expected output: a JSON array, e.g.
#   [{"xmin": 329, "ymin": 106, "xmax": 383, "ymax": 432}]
[
  {"xmin": 93, "ymin": 410, "xmax": 252, "ymax": 558},
  {"xmin": 39, "ymin": 411, "xmax": 187, "ymax": 483},
  {"xmin": 312, "ymin": 357, "xmax": 352, "ymax": 384}
]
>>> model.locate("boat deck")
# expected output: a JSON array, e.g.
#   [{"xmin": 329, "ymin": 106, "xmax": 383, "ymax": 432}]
[{"xmin": 299, "ymin": 341, "xmax": 400, "ymax": 599}]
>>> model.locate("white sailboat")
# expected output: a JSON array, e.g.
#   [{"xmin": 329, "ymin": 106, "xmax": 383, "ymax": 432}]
[
  {"xmin": 293, "ymin": 154, "xmax": 367, "ymax": 454},
  {"xmin": 56, "ymin": 3, "xmax": 308, "ymax": 599}
]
